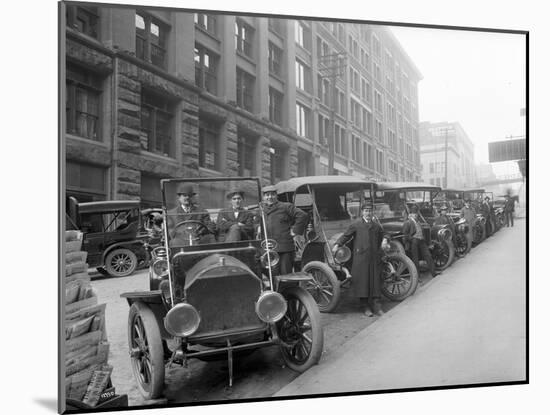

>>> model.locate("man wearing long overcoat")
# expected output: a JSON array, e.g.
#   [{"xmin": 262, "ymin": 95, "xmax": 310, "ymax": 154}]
[
  {"xmin": 332, "ymin": 204, "xmax": 389, "ymax": 316},
  {"xmin": 259, "ymin": 185, "xmax": 308, "ymax": 275},
  {"xmin": 460, "ymin": 199, "xmax": 476, "ymax": 244},
  {"xmin": 504, "ymin": 195, "xmax": 515, "ymax": 227}
]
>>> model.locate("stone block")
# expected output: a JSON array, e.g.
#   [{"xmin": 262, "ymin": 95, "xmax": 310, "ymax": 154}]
[
  {"xmin": 118, "ymin": 88, "xmax": 140, "ymax": 105},
  {"xmin": 118, "ymin": 74, "xmax": 140, "ymax": 91},
  {"xmin": 117, "ymin": 137, "xmax": 141, "ymax": 153},
  {"xmin": 117, "ymin": 167, "xmax": 140, "ymax": 183},
  {"xmin": 118, "ymin": 113, "xmax": 141, "ymax": 130},
  {"xmin": 117, "ymin": 181, "xmax": 140, "ymax": 197},
  {"xmin": 118, "ymin": 100, "xmax": 140, "ymax": 117}
]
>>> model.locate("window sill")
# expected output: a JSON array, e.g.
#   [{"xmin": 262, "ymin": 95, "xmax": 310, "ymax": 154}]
[
  {"xmin": 65, "ymin": 133, "xmax": 108, "ymax": 147},
  {"xmin": 198, "ymin": 167, "xmax": 224, "ymax": 177},
  {"xmin": 236, "ymin": 51, "xmax": 257, "ymax": 67},
  {"xmin": 195, "ymin": 25, "xmax": 221, "ymax": 43},
  {"xmin": 140, "ymin": 150, "xmax": 178, "ymax": 164}
]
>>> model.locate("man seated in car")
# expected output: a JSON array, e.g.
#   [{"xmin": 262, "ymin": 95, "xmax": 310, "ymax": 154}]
[
  {"xmin": 216, "ymin": 189, "xmax": 255, "ymax": 242},
  {"xmin": 166, "ymin": 183, "xmax": 216, "ymax": 245}
]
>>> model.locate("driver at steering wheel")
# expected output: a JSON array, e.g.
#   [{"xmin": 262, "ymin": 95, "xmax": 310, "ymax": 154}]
[{"xmin": 167, "ymin": 183, "xmax": 216, "ymax": 245}]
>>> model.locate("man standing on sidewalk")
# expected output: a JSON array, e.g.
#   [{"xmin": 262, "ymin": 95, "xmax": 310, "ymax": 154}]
[
  {"xmin": 460, "ymin": 199, "xmax": 476, "ymax": 245},
  {"xmin": 504, "ymin": 194, "xmax": 515, "ymax": 227},
  {"xmin": 332, "ymin": 204, "xmax": 390, "ymax": 316},
  {"xmin": 259, "ymin": 185, "xmax": 308, "ymax": 275},
  {"xmin": 403, "ymin": 205, "xmax": 438, "ymax": 278}
]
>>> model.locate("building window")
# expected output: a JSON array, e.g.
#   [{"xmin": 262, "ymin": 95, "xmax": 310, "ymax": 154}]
[
  {"xmin": 367, "ymin": 144, "xmax": 373, "ymax": 169},
  {"xmin": 352, "ymin": 135, "xmax": 361, "ymax": 163},
  {"xmin": 194, "ymin": 13, "xmax": 217, "ymax": 35},
  {"xmin": 361, "ymin": 48, "xmax": 370, "ymax": 71},
  {"xmin": 350, "ymin": 68, "xmax": 360, "ymax": 93},
  {"xmin": 66, "ymin": 5, "xmax": 99, "ymax": 38},
  {"xmin": 376, "ymin": 149, "xmax": 384, "ymax": 174},
  {"xmin": 140, "ymin": 89, "xmax": 174, "ymax": 157},
  {"xmin": 337, "ymin": 24, "xmax": 345, "ymax": 44},
  {"xmin": 295, "ymin": 59, "xmax": 311, "ymax": 92},
  {"xmin": 372, "ymin": 34, "xmax": 381, "ymax": 58},
  {"xmin": 334, "ymin": 124, "xmax": 346, "ymax": 156},
  {"xmin": 350, "ymin": 99, "xmax": 361, "ymax": 128},
  {"xmin": 66, "ymin": 161, "xmax": 107, "ymax": 202},
  {"xmin": 336, "ymin": 89, "xmax": 345, "ymax": 116},
  {"xmin": 270, "ymin": 143, "xmax": 287, "ymax": 183},
  {"xmin": 318, "ymin": 75, "xmax": 330, "ymax": 106},
  {"xmin": 317, "ymin": 37, "xmax": 330, "ymax": 59},
  {"xmin": 268, "ymin": 42, "xmax": 283, "ymax": 77},
  {"xmin": 135, "ymin": 12, "xmax": 168, "ymax": 69},
  {"xmin": 194, "ymin": 44, "xmax": 218, "ymax": 94},
  {"xmin": 296, "ymin": 102, "xmax": 310, "ymax": 137},
  {"xmin": 374, "ymin": 63, "xmax": 382, "ymax": 83},
  {"xmin": 199, "ymin": 115, "xmax": 222, "ymax": 171},
  {"xmin": 236, "ymin": 68, "xmax": 254, "ymax": 112},
  {"xmin": 298, "ymin": 148, "xmax": 314, "ymax": 176},
  {"xmin": 295, "ymin": 21, "xmax": 311, "ymax": 51},
  {"xmin": 269, "ymin": 88, "xmax": 283, "ymax": 126},
  {"xmin": 362, "ymin": 108, "xmax": 373, "ymax": 135},
  {"xmin": 237, "ymin": 131, "xmax": 257, "ymax": 176},
  {"xmin": 235, "ymin": 19, "xmax": 254, "ymax": 58},
  {"xmin": 375, "ymin": 119, "xmax": 383, "ymax": 142},
  {"xmin": 374, "ymin": 90, "xmax": 383, "ymax": 113},
  {"xmin": 429, "ymin": 162, "xmax": 434, "ymax": 174},
  {"xmin": 66, "ymin": 63, "xmax": 102, "ymax": 141},
  {"xmin": 318, "ymin": 114, "xmax": 330, "ymax": 145}
]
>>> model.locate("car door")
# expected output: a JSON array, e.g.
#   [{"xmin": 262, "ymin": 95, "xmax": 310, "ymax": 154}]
[{"xmin": 79, "ymin": 212, "xmax": 106, "ymax": 267}]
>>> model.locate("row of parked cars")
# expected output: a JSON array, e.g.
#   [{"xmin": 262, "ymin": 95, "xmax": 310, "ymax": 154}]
[{"xmin": 65, "ymin": 176, "xmax": 506, "ymax": 400}]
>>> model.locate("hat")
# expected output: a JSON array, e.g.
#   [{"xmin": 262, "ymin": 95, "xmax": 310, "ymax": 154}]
[
  {"xmin": 440, "ymin": 205, "xmax": 448, "ymax": 211},
  {"xmin": 226, "ymin": 189, "xmax": 245, "ymax": 200},
  {"xmin": 176, "ymin": 183, "xmax": 196, "ymax": 196},
  {"xmin": 360, "ymin": 203, "xmax": 373, "ymax": 211},
  {"xmin": 262, "ymin": 185, "xmax": 277, "ymax": 194}
]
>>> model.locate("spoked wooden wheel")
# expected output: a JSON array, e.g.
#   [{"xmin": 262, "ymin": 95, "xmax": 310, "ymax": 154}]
[
  {"xmin": 432, "ymin": 240, "xmax": 455, "ymax": 271},
  {"xmin": 105, "ymin": 248, "xmax": 137, "ymax": 277},
  {"xmin": 128, "ymin": 302, "xmax": 165, "ymax": 400},
  {"xmin": 455, "ymin": 233, "xmax": 471, "ymax": 258},
  {"xmin": 380, "ymin": 252, "xmax": 419, "ymax": 301},
  {"xmin": 277, "ymin": 287, "xmax": 323, "ymax": 372},
  {"xmin": 302, "ymin": 261, "xmax": 341, "ymax": 313}
]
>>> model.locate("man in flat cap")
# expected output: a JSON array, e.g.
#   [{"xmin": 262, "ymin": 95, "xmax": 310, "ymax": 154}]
[
  {"xmin": 166, "ymin": 183, "xmax": 216, "ymax": 245},
  {"xmin": 217, "ymin": 189, "xmax": 255, "ymax": 242},
  {"xmin": 259, "ymin": 185, "xmax": 308, "ymax": 275},
  {"xmin": 403, "ymin": 205, "xmax": 438, "ymax": 278},
  {"xmin": 332, "ymin": 203, "xmax": 390, "ymax": 316}
]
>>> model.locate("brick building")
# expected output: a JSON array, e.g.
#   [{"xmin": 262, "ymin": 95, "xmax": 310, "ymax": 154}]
[{"xmin": 63, "ymin": 3, "xmax": 423, "ymax": 207}]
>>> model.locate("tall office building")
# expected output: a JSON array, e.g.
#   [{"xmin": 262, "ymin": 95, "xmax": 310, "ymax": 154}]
[
  {"xmin": 419, "ymin": 121, "xmax": 476, "ymax": 189},
  {"xmin": 63, "ymin": 3, "xmax": 422, "ymax": 206}
]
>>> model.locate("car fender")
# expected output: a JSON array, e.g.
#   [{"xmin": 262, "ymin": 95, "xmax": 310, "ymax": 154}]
[
  {"xmin": 120, "ymin": 292, "xmax": 171, "ymax": 339},
  {"xmin": 275, "ymin": 271, "xmax": 315, "ymax": 292}
]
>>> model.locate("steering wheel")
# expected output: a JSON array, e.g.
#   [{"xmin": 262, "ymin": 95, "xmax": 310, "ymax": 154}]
[{"xmin": 172, "ymin": 220, "xmax": 208, "ymax": 242}]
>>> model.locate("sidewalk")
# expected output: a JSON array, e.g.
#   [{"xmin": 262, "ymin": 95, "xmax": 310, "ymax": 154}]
[{"xmin": 275, "ymin": 220, "xmax": 527, "ymax": 396}]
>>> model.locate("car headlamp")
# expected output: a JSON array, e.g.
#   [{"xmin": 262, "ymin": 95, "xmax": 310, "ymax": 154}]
[
  {"xmin": 164, "ymin": 303, "xmax": 201, "ymax": 337},
  {"xmin": 152, "ymin": 259, "xmax": 168, "ymax": 277},
  {"xmin": 333, "ymin": 246, "xmax": 352, "ymax": 264},
  {"xmin": 437, "ymin": 228, "xmax": 452, "ymax": 241},
  {"xmin": 255, "ymin": 291, "xmax": 287, "ymax": 323},
  {"xmin": 260, "ymin": 250, "xmax": 280, "ymax": 268}
]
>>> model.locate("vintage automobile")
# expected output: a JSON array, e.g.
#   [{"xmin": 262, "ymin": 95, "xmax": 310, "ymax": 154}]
[
  {"xmin": 275, "ymin": 176, "xmax": 419, "ymax": 313},
  {"xmin": 66, "ymin": 197, "xmax": 152, "ymax": 277},
  {"xmin": 462, "ymin": 188, "xmax": 490, "ymax": 243},
  {"xmin": 433, "ymin": 189, "xmax": 473, "ymax": 257},
  {"xmin": 121, "ymin": 177, "xmax": 324, "ymax": 399},
  {"xmin": 374, "ymin": 182, "xmax": 456, "ymax": 272}
]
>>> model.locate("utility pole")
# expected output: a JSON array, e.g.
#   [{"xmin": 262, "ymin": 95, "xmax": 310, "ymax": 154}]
[
  {"xmin": 444, "ymin": 127, "xmax": 448, "ymax": 189},
  {"xmin": 319, "ymin": 52, "xmax": 347, "ymax": 175}
]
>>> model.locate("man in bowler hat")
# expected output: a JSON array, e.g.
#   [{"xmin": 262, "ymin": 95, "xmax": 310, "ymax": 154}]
[{"xmin": 166, "ymin": 183, "xmax": 216, "ymax": 245}]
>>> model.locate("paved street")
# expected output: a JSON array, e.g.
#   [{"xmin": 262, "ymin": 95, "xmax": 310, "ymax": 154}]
[
  {"xmin": 276, "ymin": 219, "xmax": 526, "ymax": 396},
  {"xmin": 90, "ymin": 219, "xmax": 525, "ymax": 407}
]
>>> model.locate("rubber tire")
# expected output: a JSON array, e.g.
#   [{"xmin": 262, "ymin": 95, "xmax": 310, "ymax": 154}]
[
  {"xmin": 455, "ymin": 232, "xmax": 472, "ymax": 258},
  {"xmin": 433, "ymin": 239, "xmax": 455, "ymax": 271},
  {"xmin": 381, "ymin": 252, "xmax": 419, "ymax": 301},
  {"xmin": 473, "ymin": 222, "xmax": 486, "ymax": 245},
  {"xmin": 128, "ymin": 302, "xmax": 165, "ymax": 400},
  {"xmin": 302, "ymin": 261, "xmax": 341, "ymax": 313},
  {"xmin": 388, "ymin": 240, "xmax": 406, "ymax": 256},
  {"xmin": 104, "ymin": 248, "xmax": 138, "ymax": 277},
  {"xmin": 277, "ymin": 286, "xmax": 324, "ymax": 372}
]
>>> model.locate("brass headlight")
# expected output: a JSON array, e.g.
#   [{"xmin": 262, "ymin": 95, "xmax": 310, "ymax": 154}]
[
  {"xmin": 260, "ymin": 250, "xmax": 280, "ymax": 268},
  {"xmin": 164, "ymin": 303, "xmax": 201, "ymax": 337},
  {"xmin": 255, "ymin": 291, "xmax": 287, "ymax": 323},
  {"xmin": 333, "ymin": 246, "xmax": 352, "ymax": 264},
  {"xmin": 437, "ymin": 228, "xmax": 452, "ymax": 241},
  {"xmin": 152, "ymin": 259, "xmax": 168, "ymax": 277}
]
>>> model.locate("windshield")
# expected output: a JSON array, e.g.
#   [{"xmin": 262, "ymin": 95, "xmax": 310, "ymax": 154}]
[
  {"xmin": 310, "ymin": 184, "xmax": 371, "ymax": 223},
  {"xmin": 374, "ymin": 189, "xmax": 438, "ymax": 221},
  {"xmin": 163, "ymin": 179, "xmax": 261, "ymax": 247}
]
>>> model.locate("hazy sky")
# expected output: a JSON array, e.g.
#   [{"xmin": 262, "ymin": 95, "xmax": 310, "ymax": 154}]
[{"xmin": 390, "ymin": 26, "xmax": 526, "ymax": 174}]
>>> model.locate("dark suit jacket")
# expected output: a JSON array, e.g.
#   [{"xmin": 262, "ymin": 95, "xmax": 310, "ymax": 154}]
[
  {"xmin": 259, "ymin": 201, "xmax": 308, "ymax": 253},
  {"xmin": 166, "ymin": 204, "xmax": 216, "ymax": 238},
  {"xmin": 216, "ymin": 208, "xmax": 255, "ymax": 239},
  {"xmin": 402, "ymin": 217, "xmax": 424, "ymax": 246}
]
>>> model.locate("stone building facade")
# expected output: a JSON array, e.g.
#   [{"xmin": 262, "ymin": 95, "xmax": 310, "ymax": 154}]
[{"xmin": 63, "ymin": 3, "xmax": 422, "ymax": 206}]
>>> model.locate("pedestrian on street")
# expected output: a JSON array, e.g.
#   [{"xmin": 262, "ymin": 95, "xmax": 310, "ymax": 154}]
[
  {"xmin": 332, "ymin": 204, "xmax": 390, "ymax": 316},
  {"xmin": 504, "ymin": 194, "xmax": 515, "ymax": 227},
  {"xmin": 259, "ymin": 185, "xmax": 308, "ymax": 275},
  {"xmin": 217, "ymin": 189, "xmax": 254, "ymax": 242},
  {"xmin": 460, "ymin": 199, "xmax": 476, "ymax": 245},
  {"xmin": 481, "ymin": 196, "xmax": 495, "ymax": 237},
  {"xmin": 403, "ymin": 205, "xmax": 438, "ymax": 278},
  {"xmin": 166, "ymin": 183, "xmax": 216, "ymax": 245}
]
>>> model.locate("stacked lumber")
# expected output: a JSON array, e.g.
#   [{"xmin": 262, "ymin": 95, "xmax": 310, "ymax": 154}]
[{"xmin": 64, "ymin": 230, "xmax": 127, "ymax": 409}]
